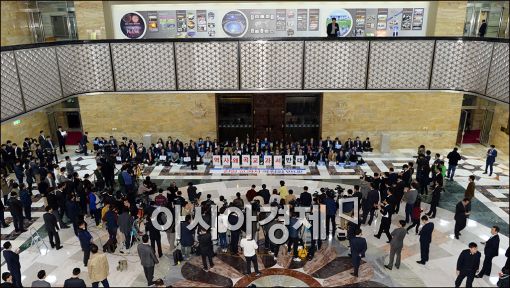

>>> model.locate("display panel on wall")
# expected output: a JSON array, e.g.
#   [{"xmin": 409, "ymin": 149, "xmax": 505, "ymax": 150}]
[{"xmin": 112, "ymin": 2, "xmax": 429, "ymax": 39}]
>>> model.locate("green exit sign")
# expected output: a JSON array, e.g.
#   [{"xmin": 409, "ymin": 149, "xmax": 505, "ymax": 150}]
[{"xmin": 13, "ymin": 119, "xmax": 21, "ymax": 125}]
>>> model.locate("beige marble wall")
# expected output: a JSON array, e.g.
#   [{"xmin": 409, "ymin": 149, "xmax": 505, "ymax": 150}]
[
  {"xmin": 74, "ymin": 1, "xmax": 107, "ymax": 40},
  {"xmin": 321, "ymin": 92, "xmax": 463, "ymax": 150},
  {"xmin": 489, "ymin": 103, "xmax": 509, "ymax": 154},
  {"xmin": 431, "ymin": 1, "xmax": 468, "ymax": 36},
  {"xmin": 78, "ymin": 93, "xmax": 217, "ymax": 142},
  {"xmin": 0, "ymin": 1, "xmax": 32, "ymax": 46},
  {"xmin": 1, "ymin": 112, "xmax": 50, "ymax": 145}
]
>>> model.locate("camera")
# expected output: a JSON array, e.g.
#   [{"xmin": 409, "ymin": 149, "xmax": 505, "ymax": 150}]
[{"xmin": 335, "ymin": 185, "xmax": 345, "ymax": 193}]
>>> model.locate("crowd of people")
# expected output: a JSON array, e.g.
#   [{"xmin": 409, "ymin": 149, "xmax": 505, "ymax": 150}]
[
  {"xmin": 80, "ymin": 135, "xmax": 374, "ymax": 168},
  {"xmin": 0, "ymin": 130, "xmax": 507, "ymax": 288}
]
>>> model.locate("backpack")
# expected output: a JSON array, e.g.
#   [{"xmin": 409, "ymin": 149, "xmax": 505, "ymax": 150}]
[{"xmin": 173, "ymin": 249, "xmax": 184, "ymax": 265}]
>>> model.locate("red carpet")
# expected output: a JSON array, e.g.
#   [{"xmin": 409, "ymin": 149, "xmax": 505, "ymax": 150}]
[
  {"xmin": 462, "ymin": 130, "xmax": 480, "ymax": 144},
  {"xmin": 65, "ymin": 131, "xmax": 82, "ymax": 145}
]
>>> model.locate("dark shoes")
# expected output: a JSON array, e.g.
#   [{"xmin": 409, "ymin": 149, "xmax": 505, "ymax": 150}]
[
  {"xmin": 384, "ymin": 265, "xmax": 392, "ymax": 270},
  {"xmin": 374, "ymin": 235, "xmax": 381, "ymax": 239},
  {"xmin": 416, "ymin": 261, "xmax": 425, "ymax": 265},
  {"xmin": 350, "ymin": 272, "xmax": 358, "ymax": 277},
  {"xmin": 56, "ymin": 246, "xmax": 63, "ymax": 250}
]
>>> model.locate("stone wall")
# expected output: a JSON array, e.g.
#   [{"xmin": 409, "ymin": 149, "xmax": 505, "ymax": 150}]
[
  {"xmin": 321, "ymin": 92, "xmax": 463, "ymax": 150},
  {"xmin": 74, "ymin": 1, "xmax": 107, "ymax": 40},
  {"xmin": 428, "ymin": 1, "xmax": 468, "ymax": 36},
  {"xmin": 0, "ymin": 1, "xmax": 32, "ymax": 46},
  {"xmin": 490, "ymin": 103, "xmax": 509, "ymax": 154},
  {"xmin": 0, "ymin": 112, "xmax": 50, "ymax": 145},
  {"xmin": 78, "ymin": 93, "xmax": 217, "ymax": 142}
]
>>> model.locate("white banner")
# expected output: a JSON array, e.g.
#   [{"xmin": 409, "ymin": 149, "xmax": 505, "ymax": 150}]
[
  {"xmin": 274, "ymin": 155, "xmax": 283, "ymax": 168},
  {"xmin": 231, "ymin": 155, "xmax": 240, "ymax": 168},
  {"xmin": 251, "ymin": 155, "xmax": 260, "ymax": 167},
  {"xmin": 242, "ymin": 155, "xmax": 250, "ymax": 166},
  {"xmin": 210, "ymin": 167, "xmax": 308, "ymax": 175},
  {"xmin": 212, "ymin": 155, "xmax": 221, "ymax": 166},
  {"xmin": 285, "ymin": 155, "xmax": 293, "ymax": 166},
  {"xmin": 159, "ymin": 155, "xmax": 167, "ymax": 161},
  {"xmin": 183, "ymin": 156, "xmax": 191, "ymax": 162},
  {"xmin": 295, "ymin": 155, "xmax": 305, "ymax": 167},
  {"xmin": 264, "ymin": 155, "xmax": 272, "ymax": 167},
  {"xmin": 222, "ymin": 155, "xmax": 231, "ymax": 166}
]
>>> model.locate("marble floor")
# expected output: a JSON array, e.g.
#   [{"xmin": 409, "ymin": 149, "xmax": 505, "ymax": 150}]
[{"xmin": 1, "ymin": 144, "xmax": 508, "ymax": 287}]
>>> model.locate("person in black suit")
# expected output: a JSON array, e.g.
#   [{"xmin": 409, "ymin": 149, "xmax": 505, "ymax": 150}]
[
  {"xmin": 1, "ymin": 272, "xmax": 14, "ymax": 288},
  {"xmin": 362, "ymin": 137, "xmax": 373, "ymax": 152},
  {"xmin": 63, "ymin": 268, "xmax": 86, "ymax": 288},
  {"xmin": 455, "ymin": 242, "xmax": 481, "ymax": 288},
  {"xmin": 188, "ymin": 141, "xmax": 198, "ymax": 170},
  {"xmin": 8, "ymin": 192, "xmax": 25, "ymax": 233},
  {"xmin": 56, "ymin": 126, "xmax": 67, "ymax": 154},
  {"xmin": 2, "ymin": 242, "xmax": 22, "ymax": 288},
  {"xmin": 38, "ymin": 130, "xmax": 46, "ymax": 148},
  {"xmin": 417, "ymin": 215, "xmax": 434, "ymax": 265},
  {"xmin": 326, "ymin": 18, "xmax": 340, "ymax": 37},
  {"xmin": 361, "ymin": 182, "xmax": 379, "ymax": 225},
  {"xmin": 477, "ymin": 226, "xmax": 500, "ymax": 278},
  {"xmin": 350, "ymin": 228, "xmax": 367, "ymax": 277},
  {"xmin": 454, "ymin": 198, "xmax": 470, "ymax": 239},
  {"xmin": 43, "ymin": 206, "xmax": 63, "ymax": 250},
  {"xmin": 374, "ymin": 199, "xmax": 392, "ymax": 242},
  {"xmin": 426, "ymin": 184, "xmax": 442, "ymax": 218},
  {"xmin": 80, "ymin": 132, "xmax": 89, "ymax": 156},
  {"xmin": 478, "ymin": 19, "xmax": 487, "ymax": 37},
  {"xmin": 257, "ymin": 184, "xmax": 270, "ymax": 204},
  {"xmin": 299, "ymin": 186, "xmax": 312, "ymax": 207},
  {"xmin": 354, "ymin": 137, "xmax": 363, "ymax": 152}
]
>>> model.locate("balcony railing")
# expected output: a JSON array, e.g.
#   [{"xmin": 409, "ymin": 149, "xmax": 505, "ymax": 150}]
[{"xmin": 1, "ymin": 37, "xmax": 508, "ymax": 122}]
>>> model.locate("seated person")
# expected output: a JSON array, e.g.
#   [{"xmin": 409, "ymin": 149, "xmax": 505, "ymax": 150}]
[
  {"xmin": 171, "ymin": 151, "xmax": 180, "ymax": 163},
  {"xmin": 362, "ymin": 137, "xmax": 373, "ymax": 152},
  {"xmin": 182, "ymin": 151, "xmax": 191, "ymax": 166},
  {"xmin": 354, "ymin": 137, "xmax": 363, "ymax": 152},
  {"xmin": 348, "ymin": 147, "xmax": 358, "ymax": 163},
  {"xmin": 203, "ymin": 149, "xmax": 213, "ymax": 165},
  {"xmin": 336, "ymin": 150, "xmax": 347, "ymax": 163}
]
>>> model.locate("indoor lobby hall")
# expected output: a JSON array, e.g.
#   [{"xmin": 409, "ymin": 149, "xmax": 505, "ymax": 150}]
[
  {"xmin": 1, "ymin": 1, "xmax": 509, "ymax": 288},
  {"xmin": 0, "ymin": 144, "xmax": 509, "ymax": 287}
]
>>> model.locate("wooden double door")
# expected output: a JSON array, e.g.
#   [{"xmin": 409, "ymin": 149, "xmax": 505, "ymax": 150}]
[{"xmin": 253, "ymin": 94, "xmax": 286, "ymax": 142}]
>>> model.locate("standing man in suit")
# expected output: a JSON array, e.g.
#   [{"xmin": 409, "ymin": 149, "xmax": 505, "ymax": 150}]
[
  {"xmin": 385, "ymin": 220, "xmax": 407, "ymax": 270},
  {"xmin": 43, "ymin": 206, "xmax": 63, "ymax": 250},
  {"xmin": 77, "ymin": 221, "xmax": 93, "ymax": 266},
  {"xmin": 484, "ymin": 145, "xmax": 497, "ymax": 176},
  {"xmin": 361, "ymin": 182, "xmax": 379, "ymax": 225},
  {"xmin": 138, "ymin": 234, "xmax": 159, "ymax": 286},
  {"xmin": 327, "ymin": 18, "xmax": 339, "ymax": 37},
  {"xmin": 56, "ymin": 126, "xmax": 67, "ymax": 154},
  {"xmin": 350, "ymin": 228, "xmax": 367, "ymax": 277},
  {"xmin": 455, "ymin": 242, "xmax": 481, "ymax": 288},
  {"xmin": 299, "ymin": 186, "xmax": 312, "ymax": 207},
  {"xmin": 417, "ymin": 215, "xmax": 434, "ymax": 265},
  {"xmin": 2, "ymin": 242, "xmax": 22, "ymax": 288},
  {"xmin": 426, "ymin": 183, "xmax": 442, "ymax": 218},
  {"xmin": 38, "ymin": 130, "xmax": 46, "ymax": 148},
  {"xmin": 454, "ymin": 198, "xmax": 471, "ymax": 239},
  {"xmin": 477, "ymin": 226, "xmax": 500, "ymax": 278},
  {"xmin": 478, "ymin": 19, "xmax": 487, "ymax": 37},
  {"xmin": 80, "ymin": 132, "xmax": 89, "ymax": 156},
  {"xmin": 374, "ymin": 198, "xmax": 393, "ymax": 242}
]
